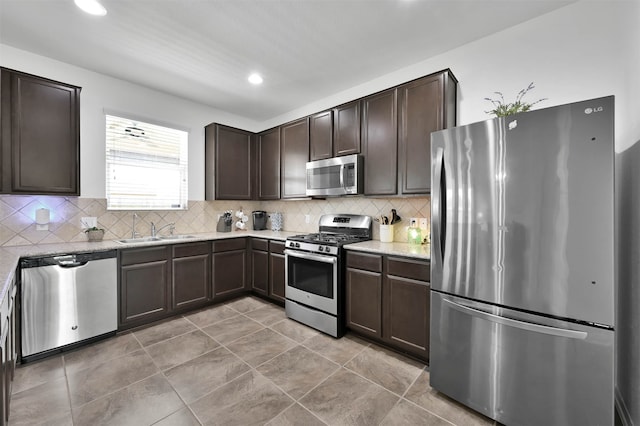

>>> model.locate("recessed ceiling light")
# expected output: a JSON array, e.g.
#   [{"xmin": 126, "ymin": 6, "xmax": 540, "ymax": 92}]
[
  {"xmin": 74, "ymin": 0, "xmax": 107, "ymax": 16},
  {"xmin": 248, "ymin": 73, "xmax": 263, "ymax": 85}
]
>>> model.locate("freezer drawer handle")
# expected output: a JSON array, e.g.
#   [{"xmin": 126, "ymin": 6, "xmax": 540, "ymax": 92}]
[{"xmin": 443, "ymin": 299, "xmax": 588, "ymax": 340}]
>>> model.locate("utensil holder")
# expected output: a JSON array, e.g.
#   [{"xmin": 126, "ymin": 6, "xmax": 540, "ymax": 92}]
[{"xmin": 380, "ymin": 224, "xmax": 394, "ymax": 243}]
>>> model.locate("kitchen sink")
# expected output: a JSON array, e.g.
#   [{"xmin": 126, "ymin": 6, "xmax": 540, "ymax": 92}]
[
  {"xmin": 116, "ymin": 236, "xmax": 162, "ymax": 244},
  {"xmin": 116, "ymin": 235, "xmax": 196, "ymax": 244},
  {"xmin": 158, "ymin": 235, "xmax": 196, "ymax": 240}
]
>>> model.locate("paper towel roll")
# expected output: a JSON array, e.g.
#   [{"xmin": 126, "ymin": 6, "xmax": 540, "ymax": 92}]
[
  {"xmin": 35, "ymin": 208, "xmax": 50, "ymax": 231},
  {"xmin": 35, "ymin": 208, "xmax": 50, "ymax": 225}
]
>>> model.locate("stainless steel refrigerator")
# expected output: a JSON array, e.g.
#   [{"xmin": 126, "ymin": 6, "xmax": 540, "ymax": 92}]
[{"xmin": 429, "ymin": 96, "xmax": 615, "ymax": 426}]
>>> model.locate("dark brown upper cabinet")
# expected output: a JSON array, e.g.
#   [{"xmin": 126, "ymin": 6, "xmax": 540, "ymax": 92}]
[
  {"xmin": 333, "ymin": 100, "xmax": 361, "ymax": 157},
  {"xmin": 309, "ymin": 110, "xmax": 333, "ymax": 161},
  {"xmin": 1, "ymin": 67, "xmax": 80, "ymax": 195},
  {"xmin": 205, "ymin": 123, "xmax": 253, "ymax": 200},
  {"xmin": 398, "ymin": 71, "xmax": 457, "ymax": 194},
  {"xmin": 257, "ymin": 127, "xmax": 281, "ymax": 200},
  {"xmin": 280, "ymin": 117, "xmax": 309, "ymax": 199},
  {"xmin": 361, "ymin": 88, "xmax": 398, "ymax": 196}
]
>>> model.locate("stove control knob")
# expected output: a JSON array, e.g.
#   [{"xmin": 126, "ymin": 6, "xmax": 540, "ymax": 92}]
[
  {"xmin": 319, "ymin": 246, "xmax": 324, "ymax": 252},
  {"xmin": 295, "ymin": 242, "xmax": 300, "ymax": 248}
]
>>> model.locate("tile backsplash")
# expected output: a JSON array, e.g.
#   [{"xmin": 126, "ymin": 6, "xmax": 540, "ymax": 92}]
[{"xmin": 0, "ymin": 195, "xmax": 429, "ymax": 246}]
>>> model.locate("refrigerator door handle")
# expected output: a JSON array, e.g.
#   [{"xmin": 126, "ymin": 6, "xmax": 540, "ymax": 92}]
[
  {"xmin": 432, "ymin": 147, "xmax": 445, "ymax": 263},
  {"xmin": 443, "ymin": 299, "xmax": 588, "ymax": 340}
]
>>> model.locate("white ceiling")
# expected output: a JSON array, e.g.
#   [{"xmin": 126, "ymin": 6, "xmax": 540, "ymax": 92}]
[{"xmin": 0, "ymin": 0, "xmax": 573, "ymax": 122}]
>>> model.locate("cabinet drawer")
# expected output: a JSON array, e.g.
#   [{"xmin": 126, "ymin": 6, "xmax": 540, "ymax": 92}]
[
  {"xmin": 386, "ymin": 257, "xmax": 430, "ymax": 282},
  {"xmin": 252, "ymin": 238, "xmax": 269, "ymax": 252},
  {"xmin": 173, "ymin": 241, "xmax": 210, "ymax": 258},
  {"xmin": 212, "ymin": 238, "xmax": 247, "ymax": 253},
  {"xmin": 269, "ymin": 240, "xmax": 285, "ymax": 255},
  {"xmin": 121, "ymin": 246, "xmax": 169, "ymax": 266},
  {"xmin": 346, "ymin": 252, "xmax": 382, "ymax": 272}
]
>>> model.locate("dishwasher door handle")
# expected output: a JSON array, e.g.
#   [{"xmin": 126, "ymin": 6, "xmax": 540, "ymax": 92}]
[
  {"xmin": 56, "ymin": 261, "xmax": 89, "ymax": 268},
  {"xmin": 54, "ymin": 255, "xmax": 88, "ymax": 268}
]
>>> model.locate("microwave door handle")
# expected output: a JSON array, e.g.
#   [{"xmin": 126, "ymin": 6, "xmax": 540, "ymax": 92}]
[{"xmin": 339, "ymin": 164, "xmax": 346, "ymax": 189}]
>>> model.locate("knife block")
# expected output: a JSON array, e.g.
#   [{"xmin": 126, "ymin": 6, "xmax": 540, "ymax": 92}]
[{"xmin": 216, "ymin": 216, "xmax": 232, "ymax": 232}]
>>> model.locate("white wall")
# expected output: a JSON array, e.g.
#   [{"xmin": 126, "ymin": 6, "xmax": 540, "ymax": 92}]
[
  {"xmin": 264, "ymin": 1, "xmax": 639, "ymax": 153},
  {"xmin": 0, "ymin": 44, "xmax": 260, "ymax": 199}
]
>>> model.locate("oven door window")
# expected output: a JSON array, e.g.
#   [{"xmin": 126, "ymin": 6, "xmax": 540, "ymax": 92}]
[{"xmin": 288, "ymin": 254, "xmax": 334, "ymax": 298}]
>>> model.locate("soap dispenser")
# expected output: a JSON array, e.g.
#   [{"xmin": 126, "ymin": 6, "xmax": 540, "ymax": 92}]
[{"xmin": 407, "ymin": 218, "xmax": 422, "ymax": 244}]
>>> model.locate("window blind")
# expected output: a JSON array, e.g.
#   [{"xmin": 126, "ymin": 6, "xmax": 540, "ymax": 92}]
[{"xmin": 106, "ymin": 114, "xmax": 188, "ymax": 210}]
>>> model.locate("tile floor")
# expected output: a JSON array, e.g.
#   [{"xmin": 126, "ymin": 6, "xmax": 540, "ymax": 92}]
[{"xmin": 9, "ymin": 296, "xmax": 495, "ymax": 426}]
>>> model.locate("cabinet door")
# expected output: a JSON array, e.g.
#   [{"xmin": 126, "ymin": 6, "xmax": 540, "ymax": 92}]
[
  {"xmin": 333, "ymin": 100, "xmax": 360, "ymax": 157},
  {"xmin": 309, "ymin": 110, "xmax": 333, "ymax": 161},
  {"xmin": 257, "ymin": 127, "xmax": 281, "ymax": 200},
  {"xmin": 362, "ymin": 89, "xmax": 398, "ymax": 195},
  {"xmin": 346, "ymin": 267, "xmax": 383, "ymax": 339},
  {"xmin": 251, "ymin": 249, "xmax": 269, "ymax": 296},
  {"xmin": 172, "ymin": 254, "xmax": 210, "ymax": 311},
  {"xmin": 281, "ymin": 118, "xmax": 309, "ymax": 199},
  {"xmin": 120, "ymin": 260, "xmax": 170, "ymax": 326},
  {"xmin": 269, "ymin": 252, "xmax": 285, "ymax": 303},
  {"xmin": 383, "ymin": 275, "xmax": 430, "ymax": 360},
  {"xmin": 1, "ymin": 69, "xmax": 80, "ymax": 195},
  {"xmin": 212, "ymin": 249, "xmax": 247, "ymax": 299},
  {"xmin": 398, "ymin": 74, "xmax": 444, "ymax": 194},
  {"xmin": 206, "ymin": 123, "xmax": 253, "ymax": 200}
]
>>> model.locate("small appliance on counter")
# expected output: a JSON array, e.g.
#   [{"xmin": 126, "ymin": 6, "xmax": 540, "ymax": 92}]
[{"xmin": 252, "ymin": 211, "xmax": 268, "ymax": 230}]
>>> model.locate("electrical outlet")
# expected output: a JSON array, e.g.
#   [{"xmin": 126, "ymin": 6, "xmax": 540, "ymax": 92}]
[
  {"xmin": 409, "ymin": 217, "xmax": 418, "ymax": 227},
  {"xmin": 305, "ymin": 214, "xmax": 311, "ymax": 224},
  {"xmin": 81, "ymin": 217, "xmax": 97, "ymax": 228},
  {"xmin": 419, "ymin": 217, "xmax": 428, "ymax": 231}
]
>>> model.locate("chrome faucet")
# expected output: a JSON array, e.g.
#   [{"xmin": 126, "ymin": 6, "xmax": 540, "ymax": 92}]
[
  {"xmin": 131, "ymin": 213, "xmax": 140, "ymax": 239},
  {"xmin": 151, "ymin": 222, "xmax": 175, "ymax": 237}
]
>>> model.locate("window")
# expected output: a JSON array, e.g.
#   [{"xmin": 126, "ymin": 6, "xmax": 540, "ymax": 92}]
[{"xmin": 106, "ymin": 114, "xmax": 188, "ymax": 210}]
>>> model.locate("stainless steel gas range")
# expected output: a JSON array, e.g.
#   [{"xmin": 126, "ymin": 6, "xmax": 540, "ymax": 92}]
[{"xmin": 284, "ymin": 214, "xmax": 372, "ymax": 337}]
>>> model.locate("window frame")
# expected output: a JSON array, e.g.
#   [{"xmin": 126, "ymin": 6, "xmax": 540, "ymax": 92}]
[{"xmin": 104, "ymin": 111, "xmax": 189, "ymax": 211}]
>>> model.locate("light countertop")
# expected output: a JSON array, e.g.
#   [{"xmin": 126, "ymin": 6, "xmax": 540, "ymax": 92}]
[
  {"xmin": 0, "ymin": 230, "xmax": 297, "ymax": 306},
  {"xmin": 0, "ymin": 230, "xmax": 429, "ymax": 309},
  {"xmin": 345, "ymin": 240, "xmax": 430, "ymax": 260}
]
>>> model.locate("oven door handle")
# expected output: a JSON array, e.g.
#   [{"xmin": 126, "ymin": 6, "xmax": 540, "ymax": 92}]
[{"xmin": 284, "ymin": 249, "xmax": 338, "ymax": 265}]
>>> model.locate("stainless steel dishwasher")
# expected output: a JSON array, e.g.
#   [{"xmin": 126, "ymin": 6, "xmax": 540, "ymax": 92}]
[{"xmin": 20, "ymin": 250, "xmax": 117, "ymax": 360}]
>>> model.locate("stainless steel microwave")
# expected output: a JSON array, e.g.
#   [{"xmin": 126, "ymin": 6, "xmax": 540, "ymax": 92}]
[{"xmin": 306, "ymin": 154, "xmax": 363, "ymax": 197}]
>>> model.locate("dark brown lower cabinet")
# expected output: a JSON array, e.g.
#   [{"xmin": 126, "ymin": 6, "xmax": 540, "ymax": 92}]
[
  {"xmin": 251, "ymin": 239, "xmax": 269, "ymax": 296},
  {"xmin": 172, "ymin": 242, "xmax": 211, "ymax": 311},
  {"xmin": 212, "ymin": 239, "xmax": 248, "ymax": 300},
  {"xmin": 119, "ymin": 246, "xmax": 171, "ymax": 328},
  {"xmin": 346, "ymin": 252, "xmax": 383, "ymax": 339},
  {"xmin": 268, "ymin": 240, "xmax": 286, "ymax": 303},
  {"xmin": 250, "ymin": 238, "xmax": 285, "ymax": 304},
  {"xmin": 0, "ymin": 326, "xmax": 5, "ymax": 426},
  {"xmin": 0, "ymin": 274, "xmax": 16, "ymax": 426},
  {"xmin": 345, "ymin": 251, "xmax": 430, "ymax": 361}
]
